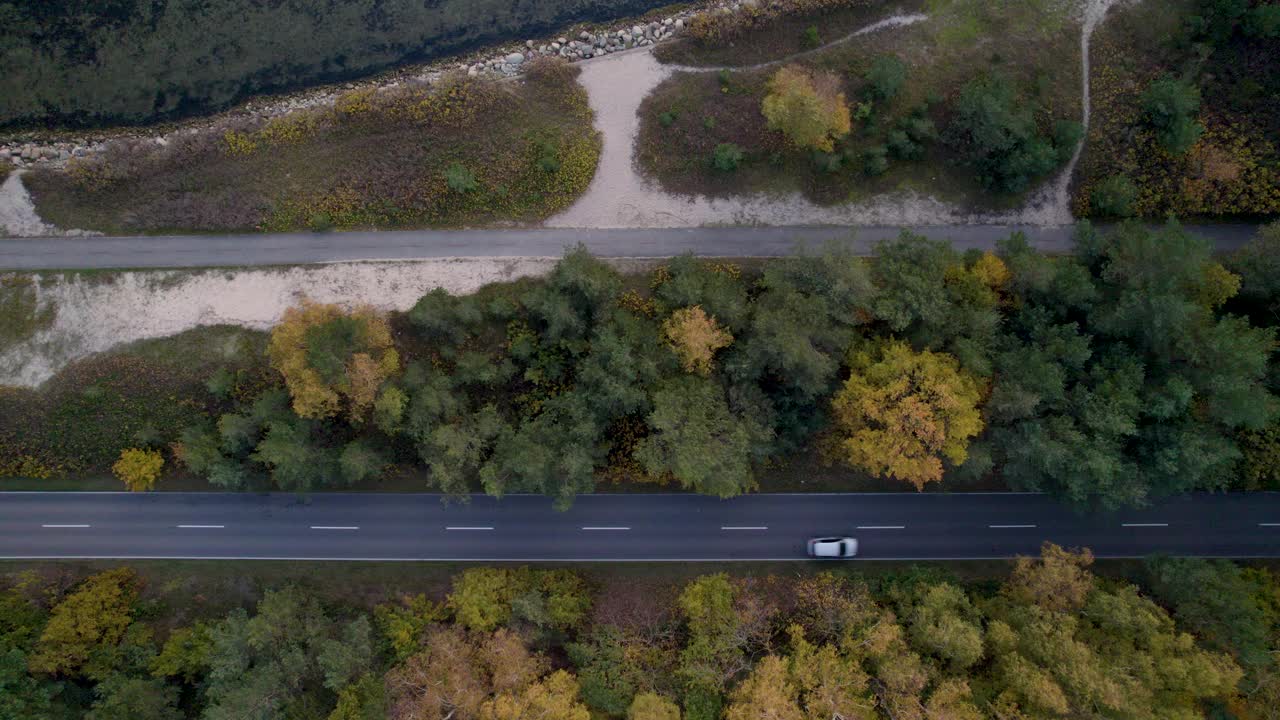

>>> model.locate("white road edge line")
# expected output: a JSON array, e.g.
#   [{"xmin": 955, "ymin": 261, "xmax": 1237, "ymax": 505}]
[
  {"xmin": 41, "ymin": 524, "xmax": 90, "ymax": 528},
  {"xmin": 989, "ymin": 524, "xmax": 1037, "ymax": 529},
  {"xmin": 721, "ymin": 526, "xmax": 768, "ymax": 530},
  {"xmin": 177, "ymin": 525, "xmax": 225, "ymax": 529},
  {"xmin": 1122, "ymin": 523, "xmax": 1169, "ymax": 527},
  {"xmin": 581, "ymin": 527, "xmax": 630, "ymax": 531},
  {"xmin": 446, "ymin": 527, "xmax": 494, "ymax": 531},
  {"xmin": 310, "ymin": 526, "xmax": 359, "ymax": 530},
  {"xmin": 857, "ymin": 525, "xmax": 905, "ymax": 530}
]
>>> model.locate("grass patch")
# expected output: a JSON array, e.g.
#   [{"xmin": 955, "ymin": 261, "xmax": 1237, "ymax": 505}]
[
  {"xmin": 653, "ymin": 0, "xmax": 912, "ymax": 67},
  {"xmin": 1073, "ymin": 0, "xmax": 1280, "ymax": 220},
  {"xmin": 0, "ymin": 325, "xmax": 268, "ymax": 483},
  {"xmin": 25, "ymin": 61, "xmax": 600, "ymax": 234},
  {"xmin": 0, "ymin": 275, "xmax": 56, "ymax": 350},
  {"xmin": 0, "ymin": 158, "xmax": 12, "ymax": 184},
  {"xmin": 638, "ymin": 0, "xmax": 1081, "ymax": 208}
]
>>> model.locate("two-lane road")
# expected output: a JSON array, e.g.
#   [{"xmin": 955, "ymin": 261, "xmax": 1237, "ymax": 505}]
[{"xmin": 2, "ymin": 492, "xmax": 1277, "ymax": 561}]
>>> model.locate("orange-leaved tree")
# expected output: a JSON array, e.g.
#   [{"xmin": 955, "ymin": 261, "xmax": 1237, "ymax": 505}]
[
  {"xmin": 662, "ymin": 305, "xmax": 734, "ymax": 375},
  {"xmin": 761, "ymin": 65, "xmax": 851, "ymax": 152},
  {"xmin": 831, "ymin": 338, "xmax": 984, "ymax": 489},
  {"xmin": 268, "ymin": 299, "xmax": 399, "ymax": 422}
]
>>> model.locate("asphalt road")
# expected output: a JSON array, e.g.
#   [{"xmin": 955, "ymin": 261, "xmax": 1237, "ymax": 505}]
[
  {"xmin": 0, "ymin": 224, "xmax": 1263, "ymax": 270},
  {"xmin": 1, "ymin": 491, "xmax": 1277, "ymax": 561}
]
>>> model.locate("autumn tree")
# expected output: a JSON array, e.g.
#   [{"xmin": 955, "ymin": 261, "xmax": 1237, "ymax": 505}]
[
  {"xmin": 1004, "ymin": 543, "xmax": 1095, "ymax": 613},
  {"xmin": 29, "ymin": 568, "xmax": 139, "ymax": 677},
  {"xmin": 761, "ymin": 65, "xmax": 851, "ymax": 152},
  {"xmin": 112, "ymin": 448, "xmax": 163, "ymax": 492},
  {"xmin": 268, "ymin": 299, "xmax": 400, "ymax": 421},
  {"xmin": 663, "ymin": 306, "xmax": 733, "ymax": 375},
  {"xmin": 480, "ymin": 669, "xmax": 591, "ymax": 720},
  {"xmin": 831, "ymin": 339, "xmax": 984, "ymax": 489},
  {"xmin": 723, "ymin": 655, "xmax": 803, "ymax": 720},
  {"xmin": 629, "ymin": 692, "xmax": 681, "ymax": 720}
]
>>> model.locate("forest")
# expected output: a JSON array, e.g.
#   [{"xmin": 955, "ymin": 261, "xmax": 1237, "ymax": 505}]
[
  {"xmin": 1, "ymin": 546, "xmax": 1277, "ymax": 719},
  {"xmin": 0, "ymin": 0, "xmax": 669, "ymax": 127},
  {"xmin": 1, "ymin": 221, "xmax": 1277, "ymax": 507}
]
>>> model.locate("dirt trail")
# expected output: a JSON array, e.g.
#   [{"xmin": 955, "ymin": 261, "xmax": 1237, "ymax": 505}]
[{"xmin": 661, "ymin": 13, "xmax": 929, "ymax": 73}]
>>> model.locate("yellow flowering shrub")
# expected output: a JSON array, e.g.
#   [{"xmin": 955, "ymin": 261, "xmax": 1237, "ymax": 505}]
[{"xmin": 112, "ymin": 448, "xmax": 164, "ymax": 491}]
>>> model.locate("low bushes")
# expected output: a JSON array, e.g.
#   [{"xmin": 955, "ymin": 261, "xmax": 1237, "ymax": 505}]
[
  {"xmin": 26, "ymin": 62, "xmax": 600, "ymax": 233},
  {"xmin": 686, "ymin": 0, "xmax": 875, "ymax": 46}
]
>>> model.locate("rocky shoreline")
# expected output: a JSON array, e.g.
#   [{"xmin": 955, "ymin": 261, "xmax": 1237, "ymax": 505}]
[{"xmin": 0, "ymin": 0, "xmax": 747, "ymax": 168}]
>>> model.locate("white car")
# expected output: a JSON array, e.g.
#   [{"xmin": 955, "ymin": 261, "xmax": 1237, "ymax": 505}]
[{"xmin": 807, "ymin": 536, "xmax": 858, "ymax": 558}]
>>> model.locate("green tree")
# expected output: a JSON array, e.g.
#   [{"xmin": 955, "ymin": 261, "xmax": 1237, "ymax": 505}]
[
  {"xmin": 86, "ymin": 677, "xmax": 181, "ymax": 720},
  {"xmin": 905, "ymin": 583, "xmax": 985, "ymax": 670},
  {"xmin": 946, "ymin": 73, "xmax": 1075, "ymax": 192},
  {"xmin": 0, "ymin": 648, "xmax": 55, "ymax": 720},
  {"xmin": 864, "ymin": 55, "xmax": 906, "ymax": 101},
  {"xmin": 1142, "ymin": 76, "xmax": 1203, "ymax": 154},
  {"xmin": 637, "ymin": 376, "xmax": 758, "ymax": 497},
  {"xmin": 1090, "ymin": 174, "xmax": 1138, "ymax": 217},
  {"xmin": 723, "ymin": 656, "xmax": 802, "ymax": 720},
  {"xmin": 328, "ymin": 673, "xmax": 386, "ymax": 720}
]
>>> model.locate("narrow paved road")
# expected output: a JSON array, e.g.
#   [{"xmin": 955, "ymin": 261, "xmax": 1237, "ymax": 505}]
[
  {"xmin": 0, "ymin": 224, "xmax": 1262, "ymax": 270},
  {"xmin": 1, "ymin": 492, "xmax": 1276, "ymax": 561}
]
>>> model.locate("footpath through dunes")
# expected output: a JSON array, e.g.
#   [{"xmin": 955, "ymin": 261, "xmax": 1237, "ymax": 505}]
[
  {"xmin": 551, "ymin": 0, "xmax": 1121, "ymax": 228},
  {"xmin": 2, "ymin": 491, "xmax": 1279, "ymax": 561}
]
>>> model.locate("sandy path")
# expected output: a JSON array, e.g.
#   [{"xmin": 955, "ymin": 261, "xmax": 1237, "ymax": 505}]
[
  {"xmin": 0, "ymin": 258, "xmax": 575, "ymax": 387},
  {"xmin": 550, "ymin": 2, "xmax": 1116, "ymax": 228},
  {"xmin": 662, "ymin": 13, "xmax": 929, "ymax": 73}
]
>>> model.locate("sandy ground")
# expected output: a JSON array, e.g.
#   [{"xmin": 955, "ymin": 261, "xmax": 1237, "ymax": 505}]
[
  {"xmin": 0, "ymin": 171, "xmax": 99, "ymax": 238},
  {"xmin": 0, "ymin": 258, "xmax": 582, "ymax": 387},
  {"xmin": 549, "ymin": 1, "xmax": 1119, "ymax": 228}
]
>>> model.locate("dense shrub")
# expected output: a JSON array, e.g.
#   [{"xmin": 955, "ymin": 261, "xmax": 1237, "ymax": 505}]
[
  {"xmin": 1089, "ymin": 174, "xmax": 1138, "ymax": 217},
  {"xmin": 864, "ymin": 55, "xmax": 907, "ymax": 101},
  {"xmin": 710, "ymin": 143, "xmax": 745, "ymax": 172},
  {"xmin": 761, "ymin": 65, "xmax": 851, "ymax": 152},
  {"xmin": 946, "ymin": 74, "xmax": 1079, "ymax": 192},
  {"xmin": 1142, "ymin": 76, "xmax": 1204, "ymax": 154}
]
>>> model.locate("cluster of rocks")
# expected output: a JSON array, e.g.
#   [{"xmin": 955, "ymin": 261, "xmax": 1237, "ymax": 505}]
[
  {"xmin": 0, "ymin": 140, "xmax": 95, "ymax": 169},
  {"xmin": 467, "ymin": 17, "xmax": 688, "ymax": 76},
  {"xmin": 0, "ymin": 0, "xmax": 737, "ymax": 168}
]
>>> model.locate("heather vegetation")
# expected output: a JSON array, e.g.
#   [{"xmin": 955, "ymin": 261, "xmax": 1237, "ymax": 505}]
[
  {"xmin": 0, "ymin": 0, "xmax": 671, "ymax": 127},
  {"xmin": 640, "ymin": 0, "xmax": 1082, "ymax": 207},
  {"xmin": 23, "ymin": 62, "xmax": 599, "ymax": 233},
  {"xmin": 2, "ymin": 222, "xmax": 1277, "ymax": 507},
  {"xmin": 0, "ymin": 547, "xmax": 1275, "ymax": 719},
  {"xmin": 1076, "ymin": 0, "xmax": 1280, "ymax": 219}
]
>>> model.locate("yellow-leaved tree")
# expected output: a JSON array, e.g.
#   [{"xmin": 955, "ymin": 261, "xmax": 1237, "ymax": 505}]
[
  {"xmin": 761, "ymin": 65, "xmax": 851, "ymax": 152},
  {"xmin": 831, "ymin": 339, "xmax": 984, "ymax": 489},
  {"xmin": 662, "ymin": 305, "xmax": 733, "ymax": 375},
  {"xmin": 268, "ymin": 299, "xmax": 399, "ymax": 421},
  {"xmin": 112, "ymin": 448, "xmax": 163, "ymax": 491}
]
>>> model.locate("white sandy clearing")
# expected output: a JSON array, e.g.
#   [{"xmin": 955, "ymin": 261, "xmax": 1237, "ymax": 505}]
[
  {"xmin": 549, "ymin": 2, "xmax": 1119, "ymax": 229},
  {"xmin": 0, "ymin": 258, "xmax": 571, "ymax": 387},
  {"xmin": 0, "ymin": 171, "xmax": 99, "ymax": 238}
]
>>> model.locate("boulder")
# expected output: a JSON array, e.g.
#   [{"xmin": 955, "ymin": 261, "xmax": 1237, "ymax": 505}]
[{"xmin": 505, "ymin": 52, "xmax": 525, "ymax": 65}]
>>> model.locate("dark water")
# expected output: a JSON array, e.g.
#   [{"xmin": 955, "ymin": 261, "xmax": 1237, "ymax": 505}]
[{"xmin": 0, "ymin": 0, "xmax": 676, "ymax": 129}]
